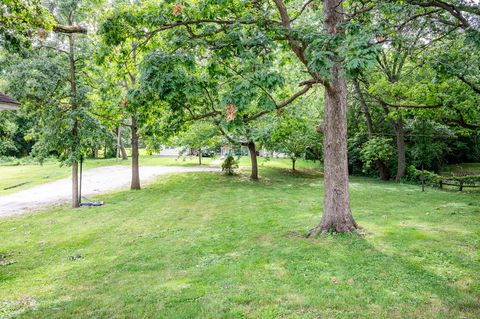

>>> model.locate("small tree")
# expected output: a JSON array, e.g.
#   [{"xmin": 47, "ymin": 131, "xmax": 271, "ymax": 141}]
[
  {"xmin": 266, "ymin": 106, "xmax": 320, "ymax": 171},
  {"xmin": 221, "ymin": 154, "xmax": 238, "ymax": 175},
  {"xmin": 170, "ymin": 121, "xmax": 220, "ymax": 165},
  {"xmin": 7, "ymin": 0, "xmax": 105, "ymax": 207}
]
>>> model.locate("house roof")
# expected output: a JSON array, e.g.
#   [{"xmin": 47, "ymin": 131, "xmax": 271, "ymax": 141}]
[{"xmin": 0, "ymin": 92, "xmax": 20, "ymax": 110}]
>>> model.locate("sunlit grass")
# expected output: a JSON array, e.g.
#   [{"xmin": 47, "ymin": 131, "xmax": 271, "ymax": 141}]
[{"xmin": 0, "ymin": 164, "xmax": 478, "ymax": 318}]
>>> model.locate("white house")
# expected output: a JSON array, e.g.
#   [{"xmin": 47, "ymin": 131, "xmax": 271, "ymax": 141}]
[{"xmin": 0, "ymin": 93, "xmax": 20, "ymax": 110}]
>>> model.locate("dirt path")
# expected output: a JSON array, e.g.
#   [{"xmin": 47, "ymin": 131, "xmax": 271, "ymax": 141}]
[{"xmin": 0, "ymin": 165, "xmax": 219, "ymax": 218}]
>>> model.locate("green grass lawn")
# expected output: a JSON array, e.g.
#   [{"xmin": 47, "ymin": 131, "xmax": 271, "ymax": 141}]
[
  {"xmin": 0, "ymin": 154, "xmax": 313, "ymax": 196},
  {"xmin": 1, "ymin": 165, "xmax": 479, "ymax": 318}
]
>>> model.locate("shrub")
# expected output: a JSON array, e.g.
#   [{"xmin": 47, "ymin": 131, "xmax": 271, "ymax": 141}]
[
  {"xmin": 360, "ymin": 137, "xmax": 394, "ymax": 174},
  {"xmin": 221, "ymin": 155, "xmax": 238, "ymax": 175}
]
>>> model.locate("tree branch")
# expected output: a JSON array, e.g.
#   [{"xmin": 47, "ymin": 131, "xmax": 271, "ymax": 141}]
[
  {"xmin": 53, "ymin": 24, "xmax": 87, "ymax": 34},
  {"xmin": 244, "ymin": 82, "xmax": 314, "ymax": 122},
  {"xmin": 457, "ymin": 75, "xmax": 480, "ymax": 95}
]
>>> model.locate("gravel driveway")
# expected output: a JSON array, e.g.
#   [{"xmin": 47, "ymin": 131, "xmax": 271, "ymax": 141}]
[{"xmin": 0, "ymin": 165, "xmax": 219, "ymax": 218}]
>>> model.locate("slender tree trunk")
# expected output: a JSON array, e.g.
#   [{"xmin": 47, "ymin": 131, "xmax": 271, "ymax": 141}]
[
  {"xmin": 247, "ymin": 141, "xmax": 258, "ymax": 180},
  {"xmin": 116, "ymin": 126, "xmax": 121, "ymax": 160},
  {"xmin": 292, "ymin": 157, "xmax": 296, "ymax": 171},
  {"xmin": 394, "ymin": 116, "xmax": 406, "ymax": 182},
  {"xmin": 72, "ymin": 160, "xmax": 79, "ymax": 208},
  {"xmin": 421, "ymin": 163, "xmax": 425, "ymax": 192},
  {"xmin": 68, "ymin": 33, "xmax": 80, "ymax": 208},
  {"xmin": 354, "ymin": 78, "xmax": 390, "ymax": 180},
  {"xmin": 115, "ymin": 126, "xmax": 128, "ymax": 160},
  {"xmin": 198, "ymin": 148, "xmax": 202, "ymax": 165},
  {"xmin": 131, "ymin": 114, "xmax": 141, "ymax": 190},
  {"xmin": 120, "ymin": 139, "xmax": 128, "ymax": 160},
  {"xmin": 353, "ymin": 78, "xmax": 374, "ymax": 136},
  {"xmin": 309, "ymin": 0, "xmax": 357, "ymax": 235}
]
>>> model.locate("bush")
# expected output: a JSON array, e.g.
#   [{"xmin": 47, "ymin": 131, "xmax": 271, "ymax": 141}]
[
  {"xmin": 360, "ymin": 137, "xmax": 394, "ymax": 174},
  {"xmin": 221, "ymin": 155, "xmax": 238, "ymax": 175}
]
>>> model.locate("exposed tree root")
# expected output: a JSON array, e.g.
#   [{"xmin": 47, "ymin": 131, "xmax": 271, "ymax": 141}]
[{"xmin": 307, "ymin": 221, "xmax": 359, "ymax": 237}]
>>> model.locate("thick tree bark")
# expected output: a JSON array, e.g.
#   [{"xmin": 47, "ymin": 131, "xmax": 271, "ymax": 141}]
[
  {"xmin": 131, "ymin": 115, "xmax": 141, "ymax": 190},
  {"xmin": 394, "ymin": 116, "xmax": 406, "ymax": 182},
  {"xmin": 309, "ymin": 0, "xmax": 357, "ymax": 235},
  {"xmin": 247, "ymin": 141, "xmax": 258, "ymax": 180}
]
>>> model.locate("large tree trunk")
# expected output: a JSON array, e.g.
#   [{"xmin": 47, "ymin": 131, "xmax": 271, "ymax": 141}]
[
  {"xmin": 394, "ymin": 116, "xmax": 406, "ymax": 182},
  {"xmin": 247, "ymin": 141, "xmax": 258, "ymax": 180},
  {"xmin": 309, "ymin": 0, "xmax": 357, "ymax": 235},
  {"xmin": 131, "ymin": 115, "xmax": 141, "ymax": 190}
]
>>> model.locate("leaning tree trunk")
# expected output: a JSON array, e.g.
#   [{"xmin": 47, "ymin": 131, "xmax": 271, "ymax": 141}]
[
  {"xmin": 394, "ymin": 116, "xmax": 406, "ymax": 182},
  {"xmin": 309, "ymin": 0, "xmax": 357, "ymax": 235},
  {"xmin": 247, "ymin": 141, "xmax": 258, "ymax": 180},
  {"xmin": 116, "ymin": 126, "xmax": 122, "ymax": 160},
  {"xmin": 120, "ymin": 139, "xmax": 128, "ymax": 160},
  {"xmin": 131, "ymin": 114, "xmax": 141, "ymax": 190}
]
